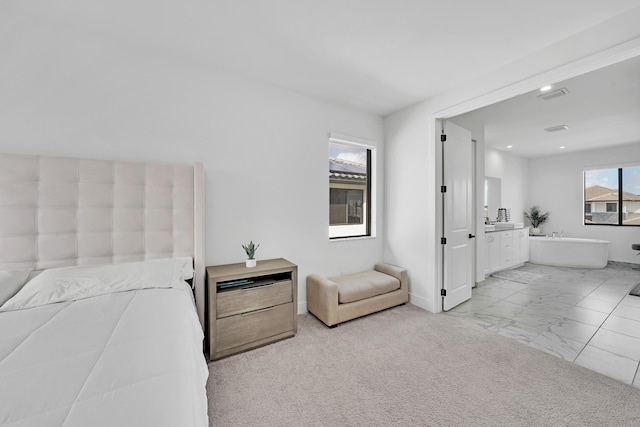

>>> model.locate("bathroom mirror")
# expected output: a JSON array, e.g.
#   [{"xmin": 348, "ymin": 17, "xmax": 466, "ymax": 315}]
[{"xmin": 484, "ymin": 176, "xmax": 501, "ymax": 222}]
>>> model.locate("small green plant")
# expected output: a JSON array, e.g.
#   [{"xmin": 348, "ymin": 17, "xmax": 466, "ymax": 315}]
[
  {"xmin": 524, "ymin": 206, "xmax": 549, "ymax": 228},
  {"xmin": 242, "ymin": 241, "xmax": 260, "ymax": 260}
]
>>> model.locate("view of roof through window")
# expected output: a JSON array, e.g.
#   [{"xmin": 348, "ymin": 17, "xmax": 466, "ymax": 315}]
[
  {"xmin": 329, "ymin": 142, "xmax": 370, "ymax": 238},
  {"xmin": 584, "ymin": 165, "xmax": 640, "ymax": 225}
]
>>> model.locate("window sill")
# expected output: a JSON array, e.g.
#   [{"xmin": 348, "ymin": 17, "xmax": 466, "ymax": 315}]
[{"xmin": 329, "ymin": 235, "xmax": 377, "ymax": 242}]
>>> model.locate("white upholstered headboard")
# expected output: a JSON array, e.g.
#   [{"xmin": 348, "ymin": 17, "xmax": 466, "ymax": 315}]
[{"xmin": 0, "ymin": 153, "xmax": 206, "ymax": 325}]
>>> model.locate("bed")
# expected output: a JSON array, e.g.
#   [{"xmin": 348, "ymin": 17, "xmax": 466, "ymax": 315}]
[{"xmin": 0, "ymin": 153, "xmax": 208, "ymax": 427}]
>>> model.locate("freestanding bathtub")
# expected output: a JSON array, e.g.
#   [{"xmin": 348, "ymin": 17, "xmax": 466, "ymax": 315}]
[{"xmin": 529, "ymin": 236, "xmax": 609, "ymax": 269}]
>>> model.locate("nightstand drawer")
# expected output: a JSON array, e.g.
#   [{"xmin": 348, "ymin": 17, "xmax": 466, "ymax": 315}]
[
  {"xmin": 217, "ymin": 280, "xmax": 293, "ymax": 318},
  {"xmin": 216, "ymin": 302, "xmax": 294, "ymax": 351}
]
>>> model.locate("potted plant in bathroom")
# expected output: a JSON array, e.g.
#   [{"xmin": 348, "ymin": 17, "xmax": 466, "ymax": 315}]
[
  {"xmin": 524, "ymin": 206, "xmax": 549, "ymax": 234},
  {"xmin": 242, "ymin": 241, "xmax": 260, "ymax": 268}
]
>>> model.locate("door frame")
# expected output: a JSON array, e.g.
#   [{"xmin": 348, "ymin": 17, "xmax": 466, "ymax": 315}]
[{"xmin": 432, "ymin": 39, "xmax": 640, "ymax": 313}]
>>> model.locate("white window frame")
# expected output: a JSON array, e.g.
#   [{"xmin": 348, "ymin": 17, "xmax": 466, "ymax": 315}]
[
  {"xmin": 328, "ymin": 133, "xmax": 377, "ymax": 240},
  {"xmin": 583, "ymin": 161, "xmax": 640, "ymax": 226}
]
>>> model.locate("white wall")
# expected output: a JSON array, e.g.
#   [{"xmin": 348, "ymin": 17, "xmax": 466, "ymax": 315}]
[
  {"xmin": 528, "ymin": 143, "xmax": 640, "ymax": 264},
  {"xmin": 0, "ymin": 42, "xmax": 385, "ymax": 314},
  {"xmin": 484, "ymin": 147, "xmax": 529, "ymax": 224},
  {"xmin": 384, "ymin": 103, "xmax": 438, "ymax": 311}
]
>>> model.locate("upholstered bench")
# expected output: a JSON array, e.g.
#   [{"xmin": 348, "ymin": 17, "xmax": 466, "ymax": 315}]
[{"xmin": 306, "ymin": 263, "xmax": 408, "ymax": 327}]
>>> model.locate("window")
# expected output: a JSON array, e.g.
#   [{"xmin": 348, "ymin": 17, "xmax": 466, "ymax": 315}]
[
  {"xmin": 584, "ymin": 164, "xmax": 640, "ymax": 226},
  {"xmin": 329, "ymin": 135, "xmax": 375, "ymax": 239}
]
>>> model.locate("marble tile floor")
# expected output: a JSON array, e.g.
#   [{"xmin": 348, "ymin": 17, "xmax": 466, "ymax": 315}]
[{"xmin": 445, "ymin": 262, "xmax": 640, "ymax": 388}]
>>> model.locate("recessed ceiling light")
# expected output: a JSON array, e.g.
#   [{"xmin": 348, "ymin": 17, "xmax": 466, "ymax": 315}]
[
  {"xmin": 506, "ymin": 145, "xmax": 513, "ymax": 149},
  {"xmin": 540, "ymin": 85, "xmax": 553, "ymax": 92},
  {"xmin": 544, "ymin": 125, "xmax": 570, "ymax": 132},
  {"xmin": 559, "ymin": 146, "xmax": 566, "ymax": 149},
  {"xmin": 537, "ymin": 87, "xmax": 570, "ymax": 101}
]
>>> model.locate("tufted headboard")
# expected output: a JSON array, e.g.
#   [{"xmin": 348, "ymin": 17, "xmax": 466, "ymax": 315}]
[{"xmin": 0, "ymin": 153, "xmax": 206, "ymax": 324}]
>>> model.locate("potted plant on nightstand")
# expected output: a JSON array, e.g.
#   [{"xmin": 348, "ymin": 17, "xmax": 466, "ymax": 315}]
[
  {"xmin": 242, "ymin": 241, "xmax": 260, "ymax": 268},
  {"xmin": 524, "ymin": 206, "xmax": 549, "ymax": 234}
]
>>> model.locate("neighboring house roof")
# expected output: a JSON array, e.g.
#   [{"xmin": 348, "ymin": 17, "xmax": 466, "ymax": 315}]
[
  {"xmin": 329, "ymin": 158, "xmax": 366, "ymax": 182},
  {"xmin": 585, "ymin": 185, "xmax": 640, "ymax": 202}
]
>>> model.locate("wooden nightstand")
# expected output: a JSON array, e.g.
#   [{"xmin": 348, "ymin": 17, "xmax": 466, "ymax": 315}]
[{"xmin": 205, "ymin": 258, "xmax": 298, "ymax": 360}]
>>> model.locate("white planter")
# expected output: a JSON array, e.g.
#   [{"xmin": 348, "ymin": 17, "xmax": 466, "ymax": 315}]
[
  {"xmin": 531, "ymin": 227, "xmax": 541, "ymax": 234},
  {"xmin": 246, "ymin": 259, "xmax": 256, "ymax": 268}
]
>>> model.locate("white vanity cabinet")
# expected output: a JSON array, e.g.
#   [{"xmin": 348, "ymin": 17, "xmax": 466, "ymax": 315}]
[
  {"xmin": 485, "ymin": 233, "xmax": 501, "ymax": 273},
  {"xmin": 484, "ymin": 228, "xmax": 529, "ymax": 276},
  {"xmin": 500, "ymin": 231, "xmax": 513, "ymax": 267},
  {"xmin": 514, "ymin": 228, "xmax": 529, "ymax": 265}
]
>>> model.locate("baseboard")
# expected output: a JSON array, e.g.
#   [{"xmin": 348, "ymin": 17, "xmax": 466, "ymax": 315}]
[
  {"xmin": 298, "ymin": 301, "xmax": 307, "ymax": 315},
  {"xmin": 408, "ymin": 292, "xmax": 436, "ymax": 313}
]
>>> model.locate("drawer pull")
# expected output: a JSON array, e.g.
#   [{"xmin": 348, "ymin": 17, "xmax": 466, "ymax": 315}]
[{"xmin": 241, "ymin": 307, "xmax": 275, "ymax": 316}]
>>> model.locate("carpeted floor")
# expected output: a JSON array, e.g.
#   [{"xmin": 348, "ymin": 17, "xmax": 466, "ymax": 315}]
[{"xmin": 207, "ymin": 304, "xmax": 640, "ymax": 426}]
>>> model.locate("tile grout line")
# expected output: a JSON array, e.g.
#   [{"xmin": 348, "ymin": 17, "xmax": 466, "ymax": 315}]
[
  {"xmin": 627, "ymin": 269, "xmax": 640, "ymax": 388},
  {"xmin": 571, "ymin": 272, "xmax": 613, "ymax": 362},
  {"xmin": 572, "ymin": 275, "xmax": 631, "ymax": 362},
  {"xmin": 571, "ymin": 268, "xmax": 640, "ymax": 377}
]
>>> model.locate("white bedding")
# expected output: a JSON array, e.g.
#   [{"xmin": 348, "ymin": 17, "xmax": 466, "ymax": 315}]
[{"xmin": 0, "ymin": 261, "xmax": 208, "ymax": 427}]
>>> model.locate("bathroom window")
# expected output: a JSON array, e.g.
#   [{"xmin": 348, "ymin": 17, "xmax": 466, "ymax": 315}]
[
  {"xmin": 329, "ymin": 134, "xmax": 375, "ymax": 239},
  {"xmin": 584, "ymin": 164, "xmax": 640, "ymax": 226}
]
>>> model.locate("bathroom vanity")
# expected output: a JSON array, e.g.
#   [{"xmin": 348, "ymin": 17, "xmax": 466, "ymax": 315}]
[{"xmin": 484, "ymin": 227, "xmax": 529, "ymax": 276}]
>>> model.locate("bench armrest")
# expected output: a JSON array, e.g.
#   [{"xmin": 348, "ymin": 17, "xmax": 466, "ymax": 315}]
[
  {"xmin": 374, "ymin": 263, "xmax": 409, "ymax": 296},
  {"xmin": 306, "ymin": 274, "xmax": 339, "ymax": 326}
]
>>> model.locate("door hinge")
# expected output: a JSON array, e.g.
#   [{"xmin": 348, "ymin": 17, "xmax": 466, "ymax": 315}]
[
  {"xmin": 441, "ymin": 237, "xmax": 447, "ymax": 244},
  {"xmin": 441, "ymin": 289, "xmax": 447, "ymax": 297},
  {"xmin": 440, "ymin": 185, "xmax": 447, "ymax": 193},
  {"xmin": 440, "ymin": 134, "xmax": 447, "ymax": 142}
]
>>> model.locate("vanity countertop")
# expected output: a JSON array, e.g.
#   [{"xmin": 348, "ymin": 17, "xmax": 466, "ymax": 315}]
[{"xmin": 485, "ymin": 224, "xmax": 528, "ymax": 233}]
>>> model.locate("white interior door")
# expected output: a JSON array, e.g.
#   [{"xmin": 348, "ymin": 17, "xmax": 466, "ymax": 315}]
[{"xmin": 442, "ymin": 120, "xmax": 474, "ymax": 311}]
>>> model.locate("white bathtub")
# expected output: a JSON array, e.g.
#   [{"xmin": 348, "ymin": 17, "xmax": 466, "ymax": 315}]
[{"xmin": 529, "ymin": 236, "xmax": 609, "ymax": 269}]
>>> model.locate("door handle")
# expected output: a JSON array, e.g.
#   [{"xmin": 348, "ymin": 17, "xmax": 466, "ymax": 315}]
[{"xmin": 469, "ymin": 234, "xmax": 476, "ymax": 239}]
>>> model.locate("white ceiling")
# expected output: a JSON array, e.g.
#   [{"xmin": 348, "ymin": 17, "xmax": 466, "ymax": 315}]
[
  {"xmin": 451, "ymin": 55, "xmax": 640, "ymax": 158},
  {"xmin": 2, "ymin": 1, "xmax": 640, "ymax": 116}
]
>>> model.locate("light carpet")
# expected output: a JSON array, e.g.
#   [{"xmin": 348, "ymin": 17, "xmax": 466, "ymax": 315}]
[
  {"xmin": 491, "ymin": 269, "xmax": 545, "ymax": 284},
  {"xmin": 207, "ymin": 304, "xmax": 640, "ymax": 426}
]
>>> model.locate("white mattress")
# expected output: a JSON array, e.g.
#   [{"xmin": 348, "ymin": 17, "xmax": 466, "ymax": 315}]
[{"xmin": 0, "ymin": 284, "xmax": 209, "ymax": 427}]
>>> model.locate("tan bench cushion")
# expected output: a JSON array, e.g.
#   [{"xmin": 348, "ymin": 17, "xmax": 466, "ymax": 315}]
[{"xmin": 330, "ymin": 270, "xmax": 400, "ymax": 304}]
